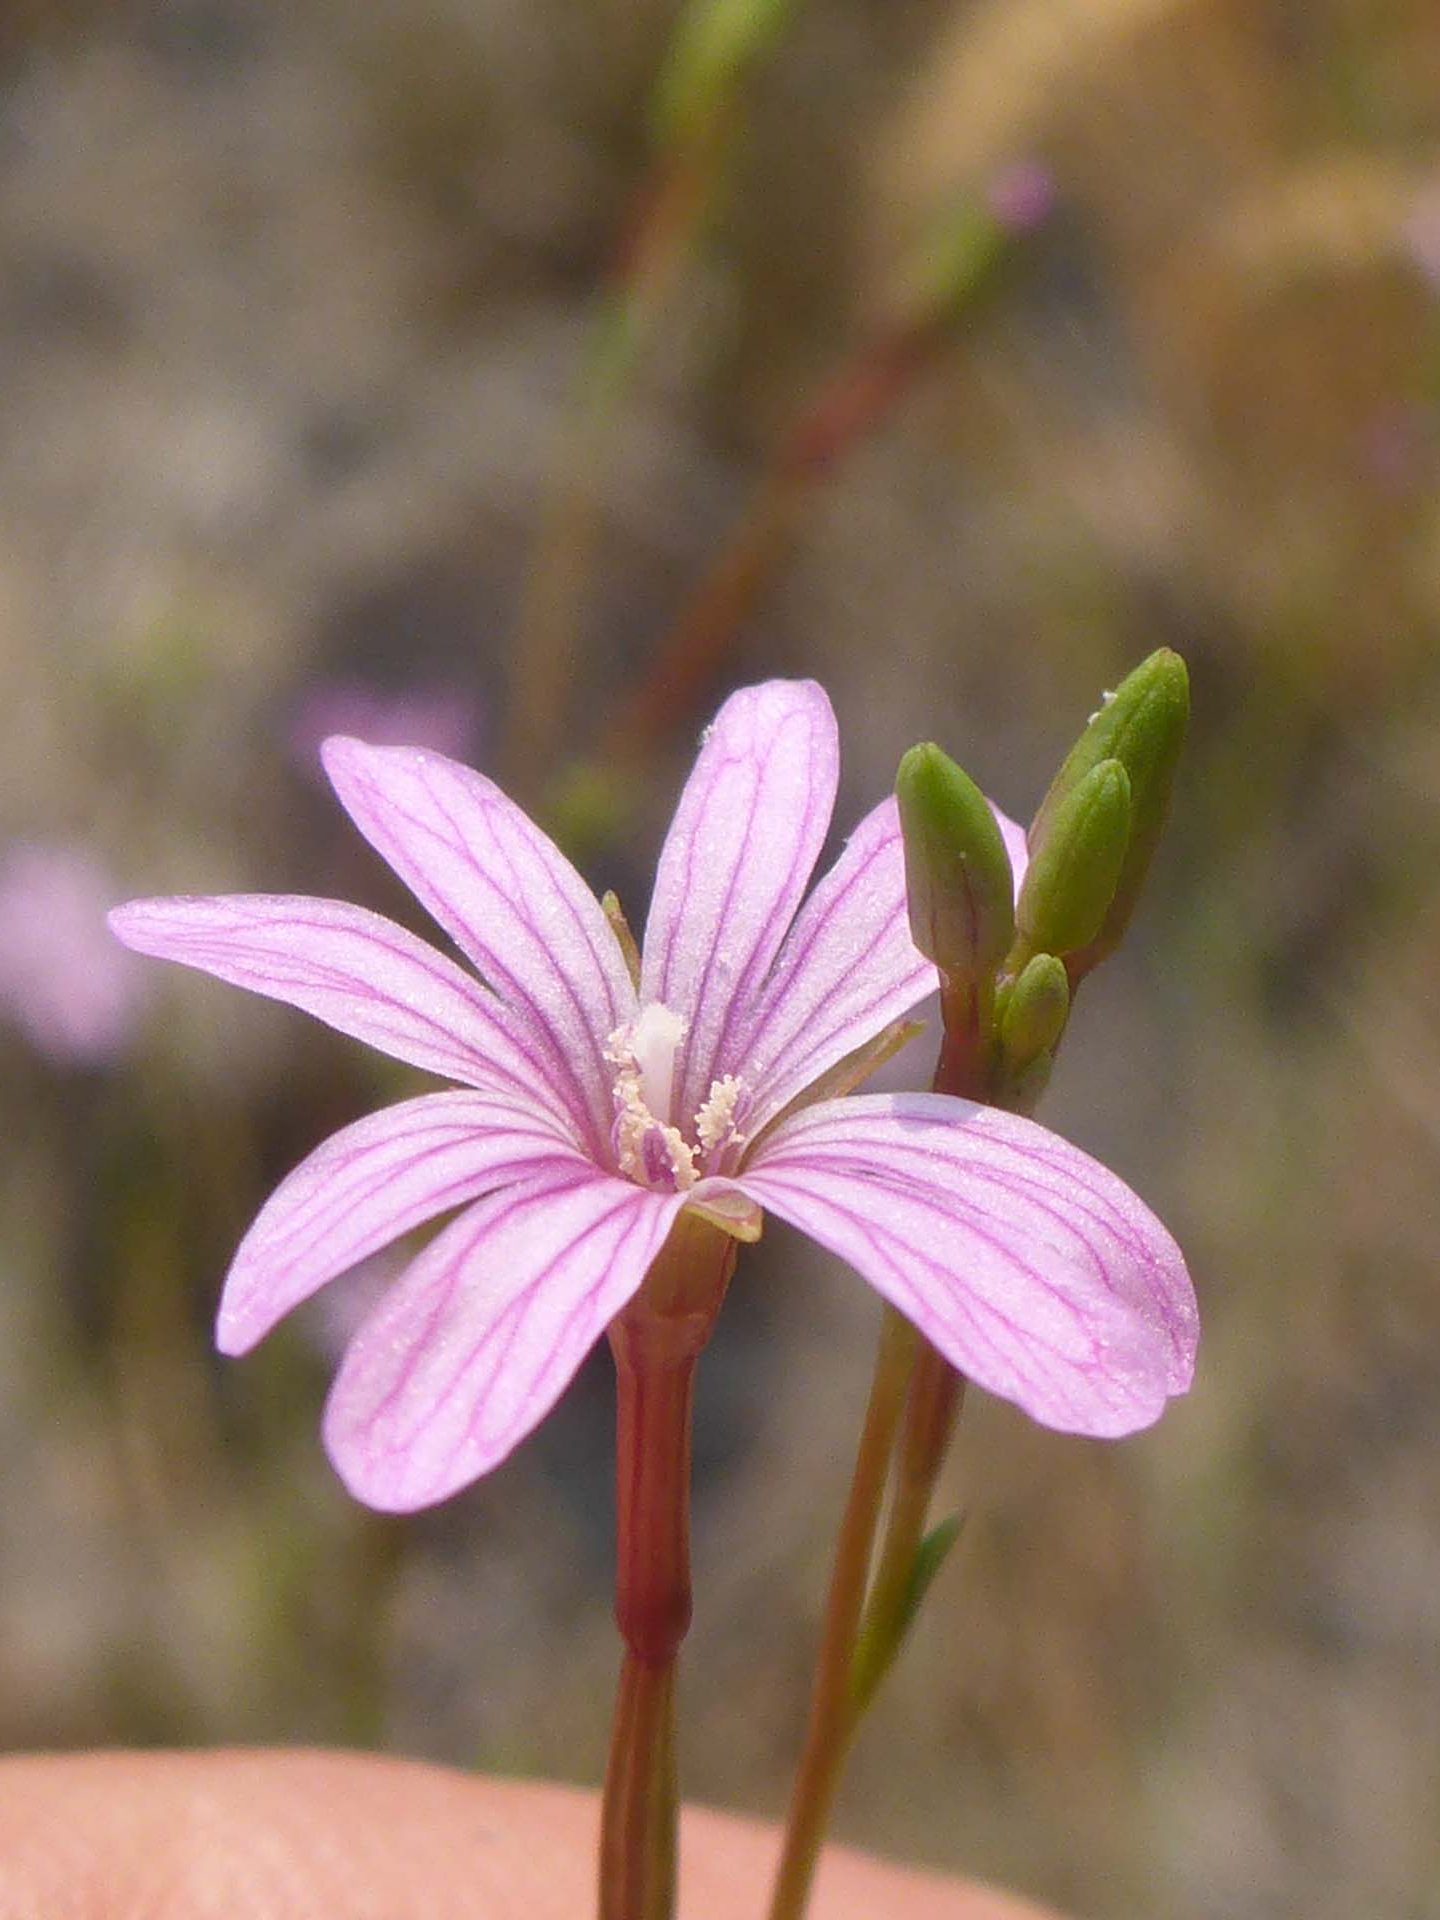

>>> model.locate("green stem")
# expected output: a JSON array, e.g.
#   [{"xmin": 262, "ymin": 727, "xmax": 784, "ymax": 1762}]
[
  {"xmin": 850, "ymin": 1350, "xmax": 965, "ymax": 1713},
  {"xmin": 766, "ymin": 1306, "xmax": 918, "ymax": 1920},
  {"xmin": 769, "ymin": 1041, "xmax": 993, "ymax": 1920},
  {"xmin": 502, "ymin": 134, "xmax": 723, "ymax": 800}
]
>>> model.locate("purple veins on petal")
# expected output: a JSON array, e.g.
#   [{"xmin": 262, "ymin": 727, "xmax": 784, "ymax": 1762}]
[
  {"xmin": 106, "ymin": 893, "xmax": 565, "ymax": 1107},
  {"xmin": 730, "ymin": 795, "xmax": 937, "ymax": 1131},
  {"xmin": 218, "ymin": 1088, "xmax": 592, "ymax": 1356},
  {"xmin": 107, "ymin": 673, "xmax": 1192, "ymax": 1510},
  {"xmin": 322, "ymin": 1165, "xmax": 685, "ymax": 1511},
  {"xmin": 640, "ymin": 679, "xmax": 840, "ymax": 1132},
  {"xmin": 736, "ymin": 1092, "xmax": 1196, "ymax": 1437},
  {"xmin": 321, "ymin": 736, "xmax": 636, "ymax": 1150}
]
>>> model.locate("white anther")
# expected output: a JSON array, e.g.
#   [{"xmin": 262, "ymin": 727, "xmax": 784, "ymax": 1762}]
[{"xmin": 695, "ymin": 1074, "xmax": 745, "ymax": 1155}]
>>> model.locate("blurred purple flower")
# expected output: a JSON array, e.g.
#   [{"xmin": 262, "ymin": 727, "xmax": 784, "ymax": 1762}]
[
  {"xmin": 287, "ymin": 678, "xmax": 482, "ymax": 781},
  {"xmin": 985, "ymin": 161, "xmax": 1057, "ymax": 235},
  {"xmin": 0, "ymin": 842, "xmax": 144, "ymax": 1066},
  {"xmin": 1360, "ymin": 404, "xmax": 1432, "ymax": 496},
  {"xmin": 111, "ymin": 680, "xmax": 1195, "ymax": 1511},
  {"xmin": 1403, "ymin": 178, "xmax": 1440, "ymax": 292}
]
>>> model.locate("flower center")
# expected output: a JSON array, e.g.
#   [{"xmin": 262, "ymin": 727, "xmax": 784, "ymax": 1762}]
[{"xmin": 606, "ymin": 1002, "xmax": 746, "ymax": 1192}]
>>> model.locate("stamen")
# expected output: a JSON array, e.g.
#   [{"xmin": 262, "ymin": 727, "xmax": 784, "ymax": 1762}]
[
  {"xmin": 606, "ymin": 1003, "xmax": 697, "ymax": 1191},
  {"xmin": 695, "ymin": 1074, "xmax": 745, "ymax": 1156}
]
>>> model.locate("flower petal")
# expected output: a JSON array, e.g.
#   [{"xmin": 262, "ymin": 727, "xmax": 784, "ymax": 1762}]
[
  {"xmin": 322, "ymin": 1166, "xmax": 684, "ymax": 1510},
  {"xmin": 992, "ymin": 799, "xmax": 1028, "ymax": 896},
  {"xmin": 738, "ymin": 1093, "xmax": 1196, "ymax": 1436},
  {"xmin": 108, "ymin": 894, "xmax": 562, "ymax": 1103},
  {"xmin": 218, "ymin": 1090, "xmax": 591, "ymax": 1356},
  {"xmin": 640, "ymin": 680, "xmax": 839, "ymax": 1125},
  {"xmin": 322, "ymin": 738, "xmax": 635, "ymax": 1152},
  {"xmin": 731, "ymin": 796, "xmax": 937, "ymax": 1131}
]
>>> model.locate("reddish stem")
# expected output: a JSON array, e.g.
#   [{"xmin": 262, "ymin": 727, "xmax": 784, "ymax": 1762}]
[
  {"xmin": 608, "ymin": 320, "xmax": 941, "ymax": 762},
  {"xmin": 597, "ymin": 1216, "xmax": 735, "ymax": 1920}
]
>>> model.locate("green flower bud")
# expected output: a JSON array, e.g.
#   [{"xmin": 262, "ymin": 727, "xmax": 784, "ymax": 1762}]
[
  {"xmin": 650, "ymin": 0, "xmax": 796, "ymax": 148},
  {"xmin": 1028, "ymin": 649, "xmax": 1189, "ymax": 958},
  {"xmin": 894, "ymin": 200, "xmax": 1008, "ymax": 330},
  {"xmin": 895, "ymin": 743, "xmax": 1015, "ymax": 985},
  {"xmin": 1016, "ymin": 759, "xmax": 1131, "ymax": 957},
  {"xmin": 999, "ymin": 952, "xmax": 1070, "ymax": 1071}
]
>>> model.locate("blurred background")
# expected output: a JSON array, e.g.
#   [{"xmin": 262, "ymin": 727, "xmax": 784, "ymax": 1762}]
[{"xmin": 1, "ymin": 1, "xmax": 1438, "ymax": 1915}]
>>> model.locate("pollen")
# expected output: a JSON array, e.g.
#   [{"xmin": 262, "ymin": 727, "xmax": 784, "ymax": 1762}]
[
  {"xmin": 606, "ymin": 1003, "xmax": 698, "ymax": 1191},
  {"xmin": 695, "ymin": 1074, "xmax": 745, "ymax": 1155}
]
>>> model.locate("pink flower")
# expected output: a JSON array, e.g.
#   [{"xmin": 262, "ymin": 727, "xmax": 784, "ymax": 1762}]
[
  {"xmin": 110, "ymin": 681, "xmax": 1195, "ymax": 1511},
  {"xmin": 985, "ymin": 161, "xmax": 1057, "ymax": 235},
  {"xmin": 287, "ymin": 678, "xmax": 482, "ymax": 780},
  {"xmin": 0, "ymin": 842, "xmax": 145, "ymax": 1066}
]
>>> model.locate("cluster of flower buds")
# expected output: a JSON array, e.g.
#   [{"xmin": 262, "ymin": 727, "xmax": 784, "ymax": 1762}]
[{"xmin": 896, "ymin": 648, "xmax": 1189, "ymax": 1111}]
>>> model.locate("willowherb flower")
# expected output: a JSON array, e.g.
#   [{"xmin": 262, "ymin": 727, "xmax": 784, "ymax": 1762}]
[
  {"xmin": 110, "ymin": 680, "xmax": 1196, "ymax": 1511},
  {"xmin": 984, "ymin": 161, "xmax": 1057, "ymax": 235},
  {"xmin": 0, "ymin": 841, "xmax": 145, "ymax": 1067},
  {"xmin": 287, "ymin": 677, "xmax": 483, "ymax": 781}
]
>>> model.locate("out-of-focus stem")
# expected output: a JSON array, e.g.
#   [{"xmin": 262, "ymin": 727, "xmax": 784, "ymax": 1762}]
[
  {"xmin": 608, "ymin": 323, "xmax": 938, "ymax": 763},
  {"xmin": 769, "ymin": 1022, "xmax": 999, "ymax": 1920},
  {"xmin": 502, "ymin": 128, "xmax": 725, "ymax": 800},
  {"xmin": 765, "ymin": 1305, "xmax": 918, "ymax": 1920}
]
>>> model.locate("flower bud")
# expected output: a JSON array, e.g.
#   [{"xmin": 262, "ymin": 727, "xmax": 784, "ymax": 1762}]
[
  {"xmin": 1027, "ymin": 649, "xmax": 1189, "ymax": 959},
  {"xmin": 895, "ymin": 743, "xmax": 1015, "ymax": 986},
  {"xmin": 999, "ymin": 952, "xmax": 1069, "ymax": 1072},
  {"xmin": 1016, "ymin": 759, "xmax": 1131, "ymax": 958},
  {"xmin": 650, "ymin": 0, "xmax": 796, "ymax": 147}
]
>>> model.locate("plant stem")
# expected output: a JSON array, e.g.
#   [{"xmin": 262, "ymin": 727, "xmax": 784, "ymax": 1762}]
[
  {"xmin": 502, "ymin": 131, "xmax": 723, "ymax": 800},
  {"xmin": 765, "ymin": 1305, "xmax": 918, "ymax": 1920},
  {"xmin": 607, "ymin": 325, "xmax": 938, "ymax": 765},
  {"xmin": 852, "ymin": 1350, "xmax": 965, "ymax": 1710},
  {"xmin": 769, "ymin": 1040, "xmax": 993, "ymax": 1920},
  {"xmin": 599, "ymin": 1215, "xmax": 734, "ymax": 1920}
]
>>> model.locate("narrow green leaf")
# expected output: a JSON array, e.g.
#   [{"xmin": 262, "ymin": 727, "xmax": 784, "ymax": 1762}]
[{"xmin": 851, "ymin": 1514, "xmax": 964, "ymax": 1715}]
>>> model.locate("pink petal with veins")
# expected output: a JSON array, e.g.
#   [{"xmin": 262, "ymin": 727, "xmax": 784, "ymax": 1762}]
[
  {"xmin": 733, "ymin": 795, "xmax": 937, "ymax": 1130},
  {"xmin": 107, "ymin": 895, "xmax": 570, "ymax": 1113},
  {"xmin": 738, "ymin": 1092, "xmax": 1195, "ymax": 1437},
  {"xmin": 991, "ymin": 800, "xmax": 1028, "ymax": 895},
  {"xmin": 322, "ymin": 738, "xmax": 635, "ymax": 1153},
  {"xmin": 323, "ymin": 1166, "xmax": 684, "ymax": 1510},
  {"xmin": 640, "ymin": 681, "xmax": 838, "ymax": 1125},
  {"xmin": 219, "ymin": 1089, "xmax": 590, "ymax": 1355}
]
